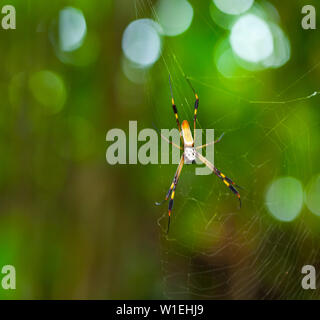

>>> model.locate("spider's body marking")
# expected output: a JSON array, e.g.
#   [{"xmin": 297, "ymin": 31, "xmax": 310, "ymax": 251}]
[
  {"xmin": 184, "ymin": 147, "xmax": 196, "ymax": 164},
  {"xmin": 156, "ymin": 76, "xmax": 242, "ymax": 233},
  {"xmin": 181, "ymin": 120, "xmax": 193, "ymax": 147},
  {"xmin": 181, "ymin": 120, "xmax": 196, "ymax": 164}
]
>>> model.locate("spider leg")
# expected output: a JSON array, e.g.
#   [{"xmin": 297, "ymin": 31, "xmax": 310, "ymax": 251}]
[
  {"xmin": 152, "ymin": 122, "xmax": 182, "ymax": 150},
  {"xmin": 155, "ymin": 155, "xmax": 184, "ymax": 233},
  {"xmin": 167, "ymin": 157, "xmax": 184, "ymax": 233},
  {"xmin": 160, "ymin": 132, "xmax": 182, "ymax": 150},
  {"xmin": 184, "ymin": 77, "xmax": 199, "ymax": 141},
  {"xmin": 195, "ymin": 151, "xmax": 241, "ymax": 208},
  {"xmin": 168, "ymin": 75, "xmax": 184, "ymax": 144},
  {"xmin": 155, "ymin": 156, "xmax": 184, "ymax": 206},
  {"xmin": 195, "ymin": 132, "xmax": 225, "ymax": 150}
]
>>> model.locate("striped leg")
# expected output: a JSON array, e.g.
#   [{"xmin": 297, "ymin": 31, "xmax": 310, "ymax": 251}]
[
  {"xmin": 155, "ymin": 156, "xmax": 184, "ymax": 233},
  {"xmin": 155, "ymin": 156, "xmax": 184, "ymax": 205},
  {"xmin": 172, "ymin": 101, "xmax": 181, "ymax": 133},
  {"xmin": 185, "ymin": 78, "xmax": 199, "ymax": 140},
  {"xmin": 168, "ymin": 76, "xmax": 180, "ymax": 131},
  {"xmin": 213, "ymin": 168, "xmax": 241, "ymax": 208},
  {"xmin": 167, "ymin": 157, "xmax": 184, "ymax": 233},
  {"xmin": 195, "ymin": 151, "xmax": 241, "ymax": 208},
  {"xmin": 193, "ymin": 93, "xmax": 199, "ymax": 134},
  {"xmin": 168, "ymin": 75, "xmax": 184, "ymax": 145}
]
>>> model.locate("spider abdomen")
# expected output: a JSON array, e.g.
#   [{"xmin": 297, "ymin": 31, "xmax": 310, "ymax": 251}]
[
  {"xmin": 184, "ymin": 147, "xmax": 196, "ymax": 164},
  {"xmin": 181, "ymin": 120, "xmax": 194, "ymax": 147}
]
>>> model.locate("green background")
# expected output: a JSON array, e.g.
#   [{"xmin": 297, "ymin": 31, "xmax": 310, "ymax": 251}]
[{"xmin": 0, "ymin": 0, "xmax": 320, "ymax": 299}]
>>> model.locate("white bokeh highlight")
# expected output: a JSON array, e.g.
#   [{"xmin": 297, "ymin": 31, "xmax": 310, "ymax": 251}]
[
  {"xmin": 263, "ymin": 23, "xmax": 290, "ymax": 68},
  {"xmin": 305, "ymin": 175, "xmax": 320, "ymax": 216},
  {"xmin": 122, "ymin": 19, "xmax": 162, "ymax": 67},
  {"xmin": 213, "ymin": 0, "xmax": 254, "ymax": 15},
  {"xmin": 265, "ymin": 177, "xmax": 304, "ymax": 222},
  {"xmin": 59, "ymin": 7, "xmax": 87, "ymax": 52},
  {"xmin": 230, "ymin": 14, "xmax": 273, "ymax": 63},
  {"xmin": 157, "ymin": 0, "xmax": 194, "ymax": 36}
]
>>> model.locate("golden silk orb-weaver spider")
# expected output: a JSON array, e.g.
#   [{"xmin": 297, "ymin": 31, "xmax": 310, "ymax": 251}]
[{"xmin": 156, "ymin": 76, "xmax": 241, "ymax": 234}]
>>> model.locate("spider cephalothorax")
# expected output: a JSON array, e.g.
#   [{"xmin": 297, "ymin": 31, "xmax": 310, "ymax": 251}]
[{"xmin": 156, "ymin": 76, "xmax": 241, "ymax": 233}]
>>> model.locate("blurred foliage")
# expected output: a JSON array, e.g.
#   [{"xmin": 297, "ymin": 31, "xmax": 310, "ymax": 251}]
[{"xmin": 0, "ymin": 0, "xmax": 320, "ymax": 299}]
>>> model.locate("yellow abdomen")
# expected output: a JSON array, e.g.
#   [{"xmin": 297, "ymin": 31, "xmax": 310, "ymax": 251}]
[{"xmin": 181, "ymin": 120, "xmax": 194, "ymax": 147}]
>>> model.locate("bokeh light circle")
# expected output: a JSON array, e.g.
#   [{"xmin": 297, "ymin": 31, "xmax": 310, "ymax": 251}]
[
  {"xmin": 214, "ymin": 39, "xmax": 241, "ymax": 78},
  {"xmin": 57, "ymin": 32, "xmax": 100, "ymax": 67},
  {"xmin": 213, "ymin": 0, "xmax": 254, "ymax": 15},
  {"xmin": 29, "ymin": 70, "xmax": 66, "ymax": 115},
  {"xmin": 59, "ymin": 7, "xmax": 87, "ymax": 52},
  {"xmin": 265, "ymin": 177, "xmax": 304, "ymax": 222},
  {"xmin": 209, "ymin": 2, "xmax": 238, "ymax": 30},
  {"xmin": 263, "ymin": 23, "xmax": 290, "ymax": 69},
  {"xmin": 216, "ymin": 49, "xmax": 239, "ymax": 78},
  {"xmin": 305, "ymin": 174, "xmax": 320, "ymax": 216},
  {"xmin": 122, "ymin": 58, "xmax": 148, "ymax": 84},
  {"xmin": 156, "ymin": 0, "xmax": 193, "ymax": 36},
  {"xmin": 122, "ymin": 19, "xmax": 162, "ymax": 67},
  {"xmin": 230, "ymin": 14, "xmax": 273, "ymax": 63}
]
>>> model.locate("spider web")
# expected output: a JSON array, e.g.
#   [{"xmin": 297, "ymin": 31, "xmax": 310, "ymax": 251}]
[{"xmin": 132, "ymin": 0, "xmax": 320, "ymax": 300}]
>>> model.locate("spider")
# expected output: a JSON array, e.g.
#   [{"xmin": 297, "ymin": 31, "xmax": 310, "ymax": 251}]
[{"xmin": 156, "ymin": 76, "xmax": 241, "ymax": 233}]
